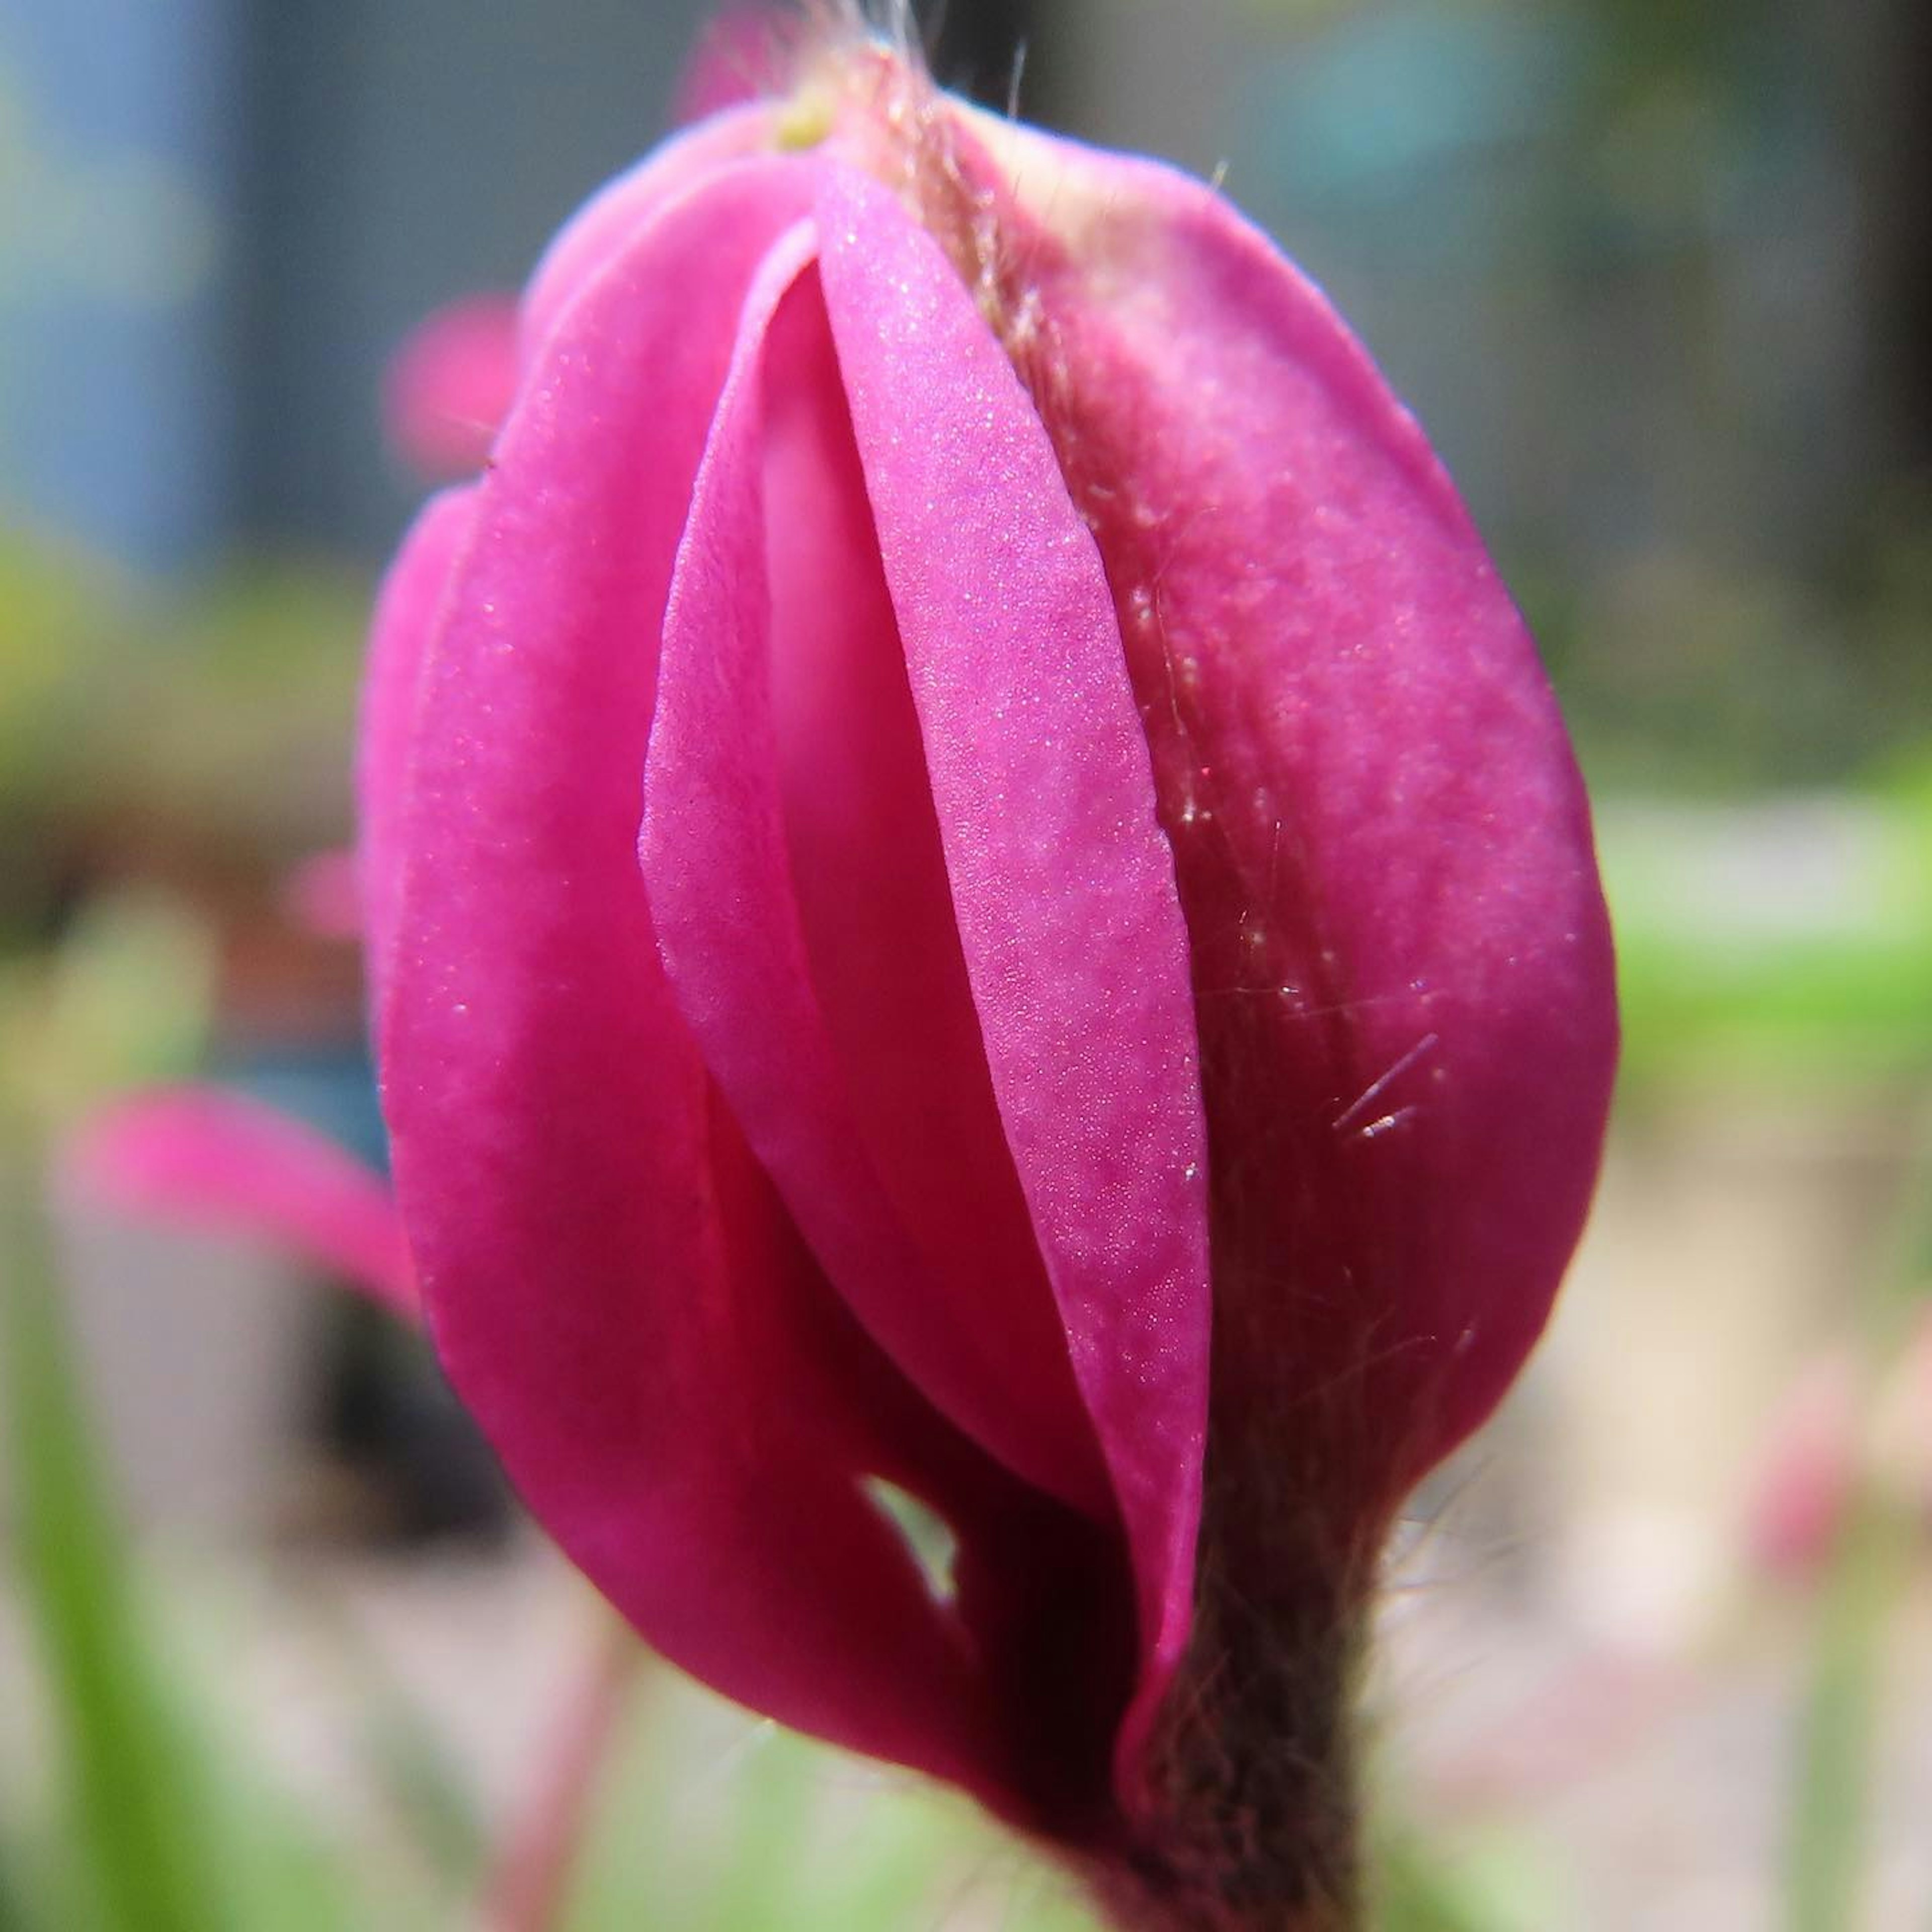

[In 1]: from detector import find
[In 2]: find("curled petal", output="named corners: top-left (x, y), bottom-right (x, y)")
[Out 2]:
top-left (61, 1088), bottom-right (417, 1322)
top-left (815, 164), bottom-right (1213, 1775)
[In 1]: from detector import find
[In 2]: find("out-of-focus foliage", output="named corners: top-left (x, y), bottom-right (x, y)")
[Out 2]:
top-left (1532, 526), bottom-right (1932, 800)
top-left (1603, 772), bottom-right (1932, 1091)
top-left (0, 891), bottom-right (213, 1134)
top-left (0, 536), bottom-right (366, 951)
top-left (1216, 0), bottom-right (1926, 802)
top-left (2, 1232), bottom-right (472, 1932)
top-left (1781, 1126), bottom-right (1932, 1932)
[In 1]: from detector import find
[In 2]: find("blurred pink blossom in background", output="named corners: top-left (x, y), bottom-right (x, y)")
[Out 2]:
top-left (381, 295), bottom-right (519, 481)
top-left (66, 1087), bottom-right (416, 1322)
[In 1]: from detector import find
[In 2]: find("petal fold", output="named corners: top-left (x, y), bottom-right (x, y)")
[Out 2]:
top-left (814, 164), bottom-right (1213, 1762)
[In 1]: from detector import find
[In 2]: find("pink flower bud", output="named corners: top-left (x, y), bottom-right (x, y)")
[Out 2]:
top-left (365, 28), bottom-right (1615, 1924)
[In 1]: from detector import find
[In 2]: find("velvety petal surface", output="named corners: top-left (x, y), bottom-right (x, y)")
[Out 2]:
top-left (961, 109), bottom-right (1618, 1490)
top-left (357, 486), bottom-right (475, 1016)
top-left (382, 160), bottom-right (1013, 1791)
top-left (62, 1088), bottom-right (417, 1321)
top-left (642, 229), bottom-right (1109, 1516)
top-left (814, 165), bottom-right (1214, 1759)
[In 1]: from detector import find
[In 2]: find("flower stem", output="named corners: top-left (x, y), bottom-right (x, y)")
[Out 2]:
top-left (1091, 1504), bottom-right (1375, 1932)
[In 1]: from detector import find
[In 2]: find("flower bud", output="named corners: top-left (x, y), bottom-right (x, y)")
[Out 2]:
top-left (366, 24), bottom-right (1616, 1926)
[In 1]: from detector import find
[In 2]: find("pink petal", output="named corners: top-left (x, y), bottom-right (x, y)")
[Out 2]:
top-left (61, 1088), bottom-right (417, 1322)
top-left (641, 229), bottom-right (1110, 1516)
top-left (357, 486), bottom-right (476, 1017)
top-left (814, 165), bottom-right (1214, 1773)
top-left (381, 296), bottom-right (521, 479)
top-left (959, 110), bottom-right (1618, 1487)
top-left (382, 160), bottom-right (1017, 1792)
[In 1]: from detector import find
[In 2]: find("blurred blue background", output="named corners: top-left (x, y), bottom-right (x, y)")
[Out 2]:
top-left (8, 0), bottom-right (1926, 798)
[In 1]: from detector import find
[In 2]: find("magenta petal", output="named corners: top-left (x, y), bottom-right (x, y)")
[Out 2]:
top-left (357, 485), bottom-right (475, 1015)
top-left (641, 231), bottom-right (1108, 1515)
top-left (62, 1088), bottom-right (417, 1321)
top-left (758, 274), bottom-right (1115, 1532)
top-left (961, 118), bottom-right (1618, 1476)
top-left (383, 162), bottom-right (1008, 1787)
top-left (814, 167), bottom-right (1213, 1756)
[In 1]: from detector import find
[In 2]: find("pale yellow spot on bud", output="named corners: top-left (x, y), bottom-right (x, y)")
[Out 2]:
top-left (775, 84), bottom-right (837, 151)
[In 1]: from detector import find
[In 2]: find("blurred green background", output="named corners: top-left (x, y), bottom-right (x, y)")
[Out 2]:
top-left (3, 1), bottom-right (1929, 1926)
